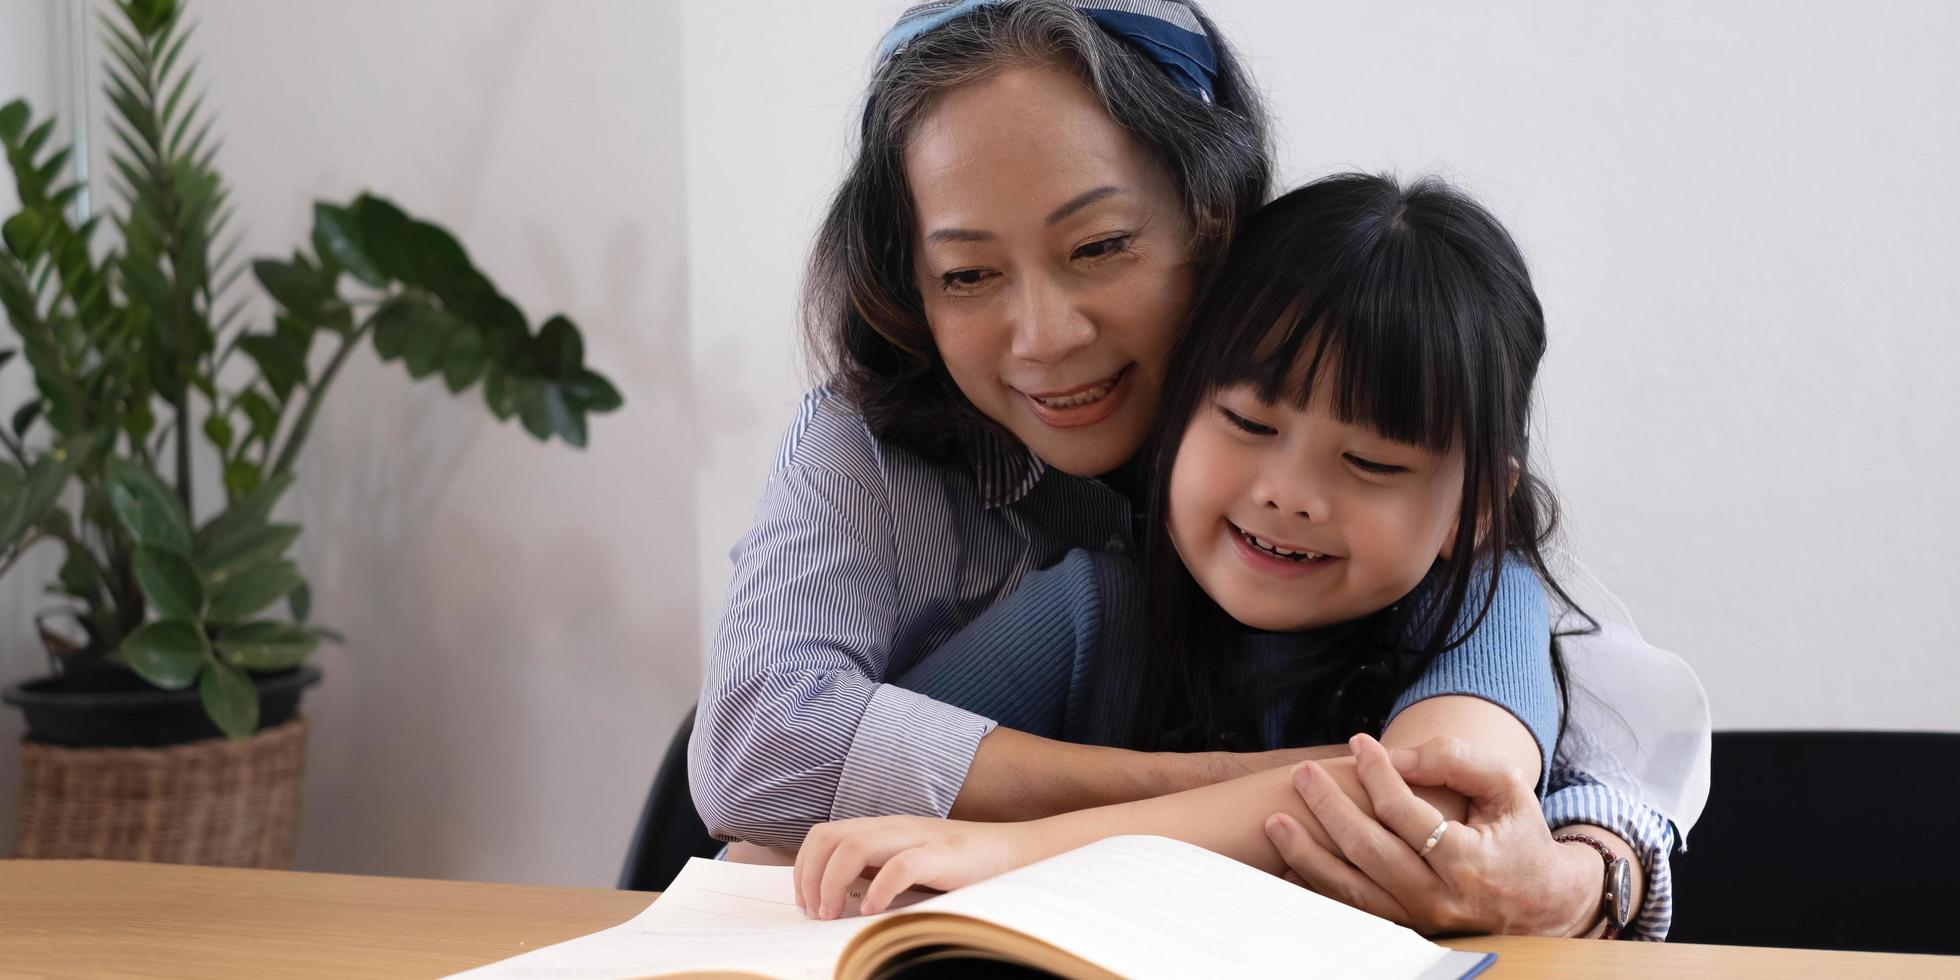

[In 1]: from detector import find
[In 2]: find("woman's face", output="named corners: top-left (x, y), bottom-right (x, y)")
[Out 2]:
top-left (906, 65), bottom-right (1195, 477)
top-left (1168, 382), bottom-right (1467, 632)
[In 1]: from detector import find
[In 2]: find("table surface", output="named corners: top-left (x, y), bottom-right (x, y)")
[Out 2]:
top-left (3, 859), bottom-right (1954, 979)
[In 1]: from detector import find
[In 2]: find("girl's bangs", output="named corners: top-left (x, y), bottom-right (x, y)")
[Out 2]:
top-left (1208, 241), bottom-right (1473, 454)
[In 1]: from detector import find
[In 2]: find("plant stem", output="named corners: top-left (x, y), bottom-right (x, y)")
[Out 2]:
top-left (0, 531), bottom-right (44, 580)
top-left (268, 320), bottom-right (371, 479)
top-left (174, 403), bottom-right (192, 513)
top-left (0, 426), bottom-right (28, 467)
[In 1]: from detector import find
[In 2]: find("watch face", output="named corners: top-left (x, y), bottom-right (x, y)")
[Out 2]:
top-left (1607, 858), bottom-right (1634, 927)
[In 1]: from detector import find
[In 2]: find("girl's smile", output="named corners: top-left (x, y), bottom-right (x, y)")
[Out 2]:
top-left (1226, 519), bottom-right (1342, 579)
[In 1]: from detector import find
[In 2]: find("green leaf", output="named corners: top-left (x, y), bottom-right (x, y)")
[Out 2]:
top-left (566, 369), bottom-right (623, 414)
top-left (120, 620), bottom-right (209, 691)
top-left (288, 580), bottom-right (311, 622)
top-left (195, 470), bottom-right (295, 553)
top-left (200, 659), bottom-right (259, 739)
top-left (222, 459), bottom-right (263, 499)
top-left (215, 620), bottom-right (318, 671)
top-left (3, 211), bottom-right (47, 260)
top-left (202, 522), bottom-right (300, 584)
top-left (369, 296), bottom-right (456, 371)
top-left (0, 100), bottom-right (28, 141)
top-left (132, 545), bottom-right (205, 620)
top-left (440, 326), bottom-right (487, 393)
top-left (11, 400), bottom-right (42, 438)
top-left (483, 368), bottom-right (518, 421)
top-left (108, 460), bottom-right (193, 554)
top-left (205, 558), bottom-right (304, 623)
top-left (238, 389), bottom-right (278, 445)
top-left (543, 383), bottom-right (586, 448)
top-left (352, 194), bottom-right (414, 283)
top-left (1, 451), bottom-right (79, 549)
top-left (253, 258), bottom-right (330, 319)
top-left (238, 333), bottom-right (308, 402)
top-left (312, 202), bottom-right (385, 287)
top-left (537, 316), bottom-right (584, 380)
top-left (56, 547), bottom-right (102, 602)
top-left (202, 412), bottom-right (233, 453)
top-left (126, 0), bottom-right (181, 39)
top-left (516, 379), bottom-right (552, 440)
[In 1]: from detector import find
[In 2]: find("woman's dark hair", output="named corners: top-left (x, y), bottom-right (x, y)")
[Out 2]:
top-left (1134, 173), bottom-right (1591, 753)
top-left (803, 0), bottom-right (1271, 463)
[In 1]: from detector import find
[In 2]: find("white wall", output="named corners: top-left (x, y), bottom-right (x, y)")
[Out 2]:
top-left (2, 0), bottom-right (1955, 885)
top-left (0, 0), bottom-right (67, 860)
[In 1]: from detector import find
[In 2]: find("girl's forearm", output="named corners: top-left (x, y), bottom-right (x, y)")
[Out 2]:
top-left (950, 727), bottom-right (1350, 822)
top-left (1028, 756), bottom-right (1467, 874)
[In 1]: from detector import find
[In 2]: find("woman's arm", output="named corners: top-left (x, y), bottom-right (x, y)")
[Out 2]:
top-left (695, 403), bottom-right (1339, 847)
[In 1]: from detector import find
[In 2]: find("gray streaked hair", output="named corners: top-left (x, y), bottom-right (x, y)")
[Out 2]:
top-left (804, 0), bottom-right (1272, 464)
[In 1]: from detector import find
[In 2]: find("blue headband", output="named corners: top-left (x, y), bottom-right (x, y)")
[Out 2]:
top-left (872, 0), bottom-right (1219, 105)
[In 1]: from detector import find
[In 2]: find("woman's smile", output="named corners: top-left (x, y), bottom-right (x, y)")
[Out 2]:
top-left (1018, 364), bottom-right (1134, 428)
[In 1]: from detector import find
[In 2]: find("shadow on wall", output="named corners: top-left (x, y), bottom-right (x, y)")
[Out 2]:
top-left (288, 216), bottom-right (700, 886)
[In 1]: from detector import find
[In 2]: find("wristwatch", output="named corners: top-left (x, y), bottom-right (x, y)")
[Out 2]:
top-left (1553, 833), bottom-right (1632, 939)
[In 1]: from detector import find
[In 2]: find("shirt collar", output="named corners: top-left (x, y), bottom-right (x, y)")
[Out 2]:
top-left (968, 426), bottom-right (1046, 509)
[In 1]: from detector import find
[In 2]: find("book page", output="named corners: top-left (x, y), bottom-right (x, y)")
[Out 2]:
top-left (445, 859), bottom-right (928, 980)
top-left (903, 835), bottom-right (1455, 980)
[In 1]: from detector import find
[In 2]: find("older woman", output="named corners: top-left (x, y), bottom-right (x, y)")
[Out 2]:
top-left (692, 0), bottom-right (1686, 941)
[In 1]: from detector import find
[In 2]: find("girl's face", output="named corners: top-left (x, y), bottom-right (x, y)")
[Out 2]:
top-left (906, 65), bottom-right (1196, 477)
top-left (1168, 382), bottom-right (1468, 632)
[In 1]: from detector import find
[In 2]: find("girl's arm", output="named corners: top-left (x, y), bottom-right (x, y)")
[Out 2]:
top-left (795, 695), bottom-right (1536, 917)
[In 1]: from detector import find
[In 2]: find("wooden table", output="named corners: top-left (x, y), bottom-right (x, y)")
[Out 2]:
top-left (3, 860), bottom-right (1954, 978)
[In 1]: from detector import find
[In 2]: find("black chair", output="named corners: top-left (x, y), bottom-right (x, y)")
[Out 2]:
top-left (1667, 730), bottom-right (1960, 954)
top-left (618, 705), bottom-right (726, 891)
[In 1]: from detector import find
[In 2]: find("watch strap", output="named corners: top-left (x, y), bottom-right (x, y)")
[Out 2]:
top-left (1553, 832), bottom-right (1629, 940)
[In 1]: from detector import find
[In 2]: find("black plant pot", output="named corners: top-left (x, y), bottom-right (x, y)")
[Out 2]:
top-left (2, 665), bottom-right (322, 748)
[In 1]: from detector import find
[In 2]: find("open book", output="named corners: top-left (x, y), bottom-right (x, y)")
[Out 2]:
top-left (450, 835), bottom-right (1494, 980)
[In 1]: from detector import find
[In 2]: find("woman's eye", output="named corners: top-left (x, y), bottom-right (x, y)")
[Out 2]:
top-left (1344, 453), bottom-right (1408, 475)
top-left (1073, 235), bottom-right (1132, 261)
top-left (1217, 405), bottom-right (1276, 436)
top-left (939, 269), bottom-right (996, 293)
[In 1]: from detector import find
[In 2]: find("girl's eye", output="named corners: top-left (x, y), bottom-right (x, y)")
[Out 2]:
top-left (1072, 234), bottom-right (1132, 261)
top-left (1344, 453), bottom-right (1408, 475)
top-left (939, 268), bottom-right (997, 294)
top-left (1217, 405), bottom-right (1276, 436)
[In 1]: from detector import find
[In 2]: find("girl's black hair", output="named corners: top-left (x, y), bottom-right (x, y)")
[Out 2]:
top-left (1134, 173), bottom-right (1591, 752)
top-left (803, 0), bottom-right (1270, 464)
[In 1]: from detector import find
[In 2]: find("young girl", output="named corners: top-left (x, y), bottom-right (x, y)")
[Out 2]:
top-left (793, 172), bottom-right (1586, 923)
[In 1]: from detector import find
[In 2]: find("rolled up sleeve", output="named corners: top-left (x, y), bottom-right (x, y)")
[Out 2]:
top-left (1542, 766), bottom-right (1679, 941)
top-left (689, 460), bottom-right (997, 848)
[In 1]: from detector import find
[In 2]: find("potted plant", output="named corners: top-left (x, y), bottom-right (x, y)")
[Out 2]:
top-left (0, 0), bottom-right (621, 867)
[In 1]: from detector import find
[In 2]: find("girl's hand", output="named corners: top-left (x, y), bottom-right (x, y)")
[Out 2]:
top-left (1264, 734), bottom-right (1603, 937)
top-left (794, 815), bottom-right (1047, 919)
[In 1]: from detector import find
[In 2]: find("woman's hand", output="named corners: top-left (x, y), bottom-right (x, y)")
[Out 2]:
top-left (793, 815), bottom-right (1049, 919)
top-left (1264, 734), bottom-right (1603, 937)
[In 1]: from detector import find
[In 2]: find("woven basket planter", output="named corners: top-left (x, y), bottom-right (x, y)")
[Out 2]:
top-left (11, 718), bottom-right (308, 867)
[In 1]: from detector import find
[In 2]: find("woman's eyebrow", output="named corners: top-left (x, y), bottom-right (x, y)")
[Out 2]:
top-left (922, 187), bottom-right (1126, 244)
top-left (1046, 185), bottom-right (1122, 225)
top-left (925, 227), bottom-right (994, 244)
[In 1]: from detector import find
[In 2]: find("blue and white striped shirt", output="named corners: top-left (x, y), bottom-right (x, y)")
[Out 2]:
top-left (691, 386), bottom-right (1677, 939)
